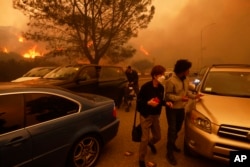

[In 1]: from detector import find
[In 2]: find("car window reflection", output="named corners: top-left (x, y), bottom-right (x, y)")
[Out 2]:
top-left (25, 93), bottom-right (79, 126)
top-left (0, 94), bottom-right (23, 134)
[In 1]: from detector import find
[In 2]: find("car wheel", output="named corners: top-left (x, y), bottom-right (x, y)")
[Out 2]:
top-left (67, 135), bottom-right (101, 167)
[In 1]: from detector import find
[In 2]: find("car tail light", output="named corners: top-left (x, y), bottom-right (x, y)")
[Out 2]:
top-left (113, 106), bottom-right (117, 117)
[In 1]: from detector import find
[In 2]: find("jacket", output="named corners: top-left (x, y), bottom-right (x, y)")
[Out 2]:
top-left (137, 81), bottom-right (164, 117)
top-left (165, 73), bottom-right (196, 109)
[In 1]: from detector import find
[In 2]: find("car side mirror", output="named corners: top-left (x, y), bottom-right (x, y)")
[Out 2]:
top-left (76, 76), bottom-right (87, 83)
top-left (189, 79), bottom-right (200, 93)
top-left (193, 79), bottom-right (201, 86)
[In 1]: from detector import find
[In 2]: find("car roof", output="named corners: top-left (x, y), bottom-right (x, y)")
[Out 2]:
top-left (58, 64), bottom-right (123, 68)
top-left (0, 82), bottom-right (114, 106)
top-left (0, 82), bottom-right (64, 91)
top-left (209, 64), bottom-right (250, 72)
top-left (29, 66), bottom-right (56, 69)
top-left (211, 64), bottom-right (250, 68)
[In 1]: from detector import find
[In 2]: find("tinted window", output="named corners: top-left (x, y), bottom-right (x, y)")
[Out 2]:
top-left (25, 93), bottom-right (79, 126)
top-left (44, 65), bottom-right (80, 80)
top-left (78, 66), bottom-right (98, 80)
top-left (100, 67), bottom-right (123, 79)
top-left (0, 94), bottom-right (24, 134)
top-left (23, 67), bottom-right (54, 77)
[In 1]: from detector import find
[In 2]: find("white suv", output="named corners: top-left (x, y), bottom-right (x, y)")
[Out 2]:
top-left (184, 64), bottom-right (250, 164)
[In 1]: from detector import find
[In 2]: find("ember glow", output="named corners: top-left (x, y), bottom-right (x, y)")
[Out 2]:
top-left (87, 41), bottom-right (93, 48)
top-left (18, 36), bottom-right (24, 43)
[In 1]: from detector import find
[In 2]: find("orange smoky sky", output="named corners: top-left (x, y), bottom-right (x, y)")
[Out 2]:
top-left (130, 0), bottom-right (250, 70)
top-left (0, 1), bottom-right (27, 29)
top-left (1, 0), bottom-right (250, 70)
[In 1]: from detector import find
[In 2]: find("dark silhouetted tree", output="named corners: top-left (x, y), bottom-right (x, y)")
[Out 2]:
top-left (13, 0), bottom-right (155, 64)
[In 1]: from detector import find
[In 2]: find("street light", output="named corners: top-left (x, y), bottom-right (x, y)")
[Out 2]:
top-left (200, 23), bottom-right (216, 69)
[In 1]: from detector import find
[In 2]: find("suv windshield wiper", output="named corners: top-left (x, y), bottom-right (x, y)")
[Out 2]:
top-left (232, 94), bottom-right (250, 98)
top-left (44, 77), bottom-right (66, 80)
top-left (202, 91), bottom-right (221, 95)
top-left (202, 91), bottom-right (250, 97)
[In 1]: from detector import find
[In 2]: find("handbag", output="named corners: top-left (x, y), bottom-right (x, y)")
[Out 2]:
top-left (132, 124), bottom-right (142, 142)
top-left (132, 107), bottom-right (142, 142)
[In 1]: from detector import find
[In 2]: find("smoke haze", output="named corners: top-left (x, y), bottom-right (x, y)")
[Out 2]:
top-left (0, 1), bottom-right (27, 29)
top-left (130, 0), bottom-right (250, 70)
top-left (1, 0), bottom-right (250, 70)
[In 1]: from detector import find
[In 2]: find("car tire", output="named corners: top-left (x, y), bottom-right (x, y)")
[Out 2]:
top-left (67, 134), bottom-right (102, 167)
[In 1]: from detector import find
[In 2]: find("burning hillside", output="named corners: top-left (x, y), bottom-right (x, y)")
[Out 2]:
top-left (0, 26), bottom-right (44, 60)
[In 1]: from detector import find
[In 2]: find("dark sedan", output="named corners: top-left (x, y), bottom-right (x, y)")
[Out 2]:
top-left (0, 82), bottom-right (119, 167)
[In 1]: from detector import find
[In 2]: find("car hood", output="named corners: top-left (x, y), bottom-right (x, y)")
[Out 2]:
top-left (12, 77), bottom-right (41, 82)
top-left (195, 94), bottom-right (250, 126)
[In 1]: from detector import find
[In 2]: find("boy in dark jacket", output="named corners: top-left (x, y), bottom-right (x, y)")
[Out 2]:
top-left (137, 65), bottom-right (172, 167)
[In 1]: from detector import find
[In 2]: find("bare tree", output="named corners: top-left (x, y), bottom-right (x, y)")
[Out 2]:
top-left (13, 0), bottom-right (155, 64)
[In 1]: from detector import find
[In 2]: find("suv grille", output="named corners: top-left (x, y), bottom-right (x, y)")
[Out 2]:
top-left (218, 125), bottom-right (250, 143)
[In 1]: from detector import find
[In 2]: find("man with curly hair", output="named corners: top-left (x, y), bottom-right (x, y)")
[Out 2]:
top-left (165, 59), bottom-right (203, 165)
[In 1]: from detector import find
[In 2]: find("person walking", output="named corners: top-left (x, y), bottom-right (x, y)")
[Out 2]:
top-left (125, 66), bottom-right (139, 95)
top-left (164, 59), bottom-right (203, 165)
top-left (136, 65), bottom-right (168, 167)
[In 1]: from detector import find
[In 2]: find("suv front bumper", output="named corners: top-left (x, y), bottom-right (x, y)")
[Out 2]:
top-left (184, 120), bottom-right (250, 163)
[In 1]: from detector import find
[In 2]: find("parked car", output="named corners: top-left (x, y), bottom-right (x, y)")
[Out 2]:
top-left (184, 64), bottom-right (250, 164)
top-left (0, 82), bottom-right (119, 167)
top-left (12, 66), bottom-right (56, 82)
top-left (21, 64), bottom-right (128, 108)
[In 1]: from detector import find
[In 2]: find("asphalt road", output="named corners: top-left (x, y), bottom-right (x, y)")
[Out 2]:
top-left (96, 101), bottom-right (228, 167)
top-left (95, 78), bottom-right (229, 167)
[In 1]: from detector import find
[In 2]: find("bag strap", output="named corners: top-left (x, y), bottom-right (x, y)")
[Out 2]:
top-left (133, 107), bottom-right (137, 128)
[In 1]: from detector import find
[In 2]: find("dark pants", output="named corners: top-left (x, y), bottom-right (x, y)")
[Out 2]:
top-left (139, 115), bottom-right (161, 161)
top-left (166, 108), bottom-right (185, 152)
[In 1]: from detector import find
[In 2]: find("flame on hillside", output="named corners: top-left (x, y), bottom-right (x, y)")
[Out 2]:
top-left (3, 47), bottom-right (8, 53)
top-left (140, 45), bottom-right (149, 56)
top-left (23, 46), bottom-right (42, 59)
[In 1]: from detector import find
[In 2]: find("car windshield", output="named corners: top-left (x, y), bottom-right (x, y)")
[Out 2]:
top-left (201, 71), bottom-right (250, 97)
top-left (23, 68), bottom-right (54, 77)
top-left (44, 65), bottom-right (80, 80)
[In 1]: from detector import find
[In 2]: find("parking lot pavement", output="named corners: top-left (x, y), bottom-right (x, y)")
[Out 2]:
top-left (96, 100), bottom-right (228, 167)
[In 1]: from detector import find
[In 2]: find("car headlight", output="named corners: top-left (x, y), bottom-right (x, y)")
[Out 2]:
top-left (190, 110), bottom-right (211, 133)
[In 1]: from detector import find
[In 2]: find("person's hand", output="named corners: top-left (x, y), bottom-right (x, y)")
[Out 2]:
top-left (181, 96), bottom-right (189, 102)
top-left (166, 101), bottom-right (173, 108)
top-left (148, 97), bottom-right (159, 107)
top-left (195, 94), bottom-right (204, 100)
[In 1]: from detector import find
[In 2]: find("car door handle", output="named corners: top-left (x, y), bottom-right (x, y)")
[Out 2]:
top-left (5, 136), bottom-right (28, 147)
